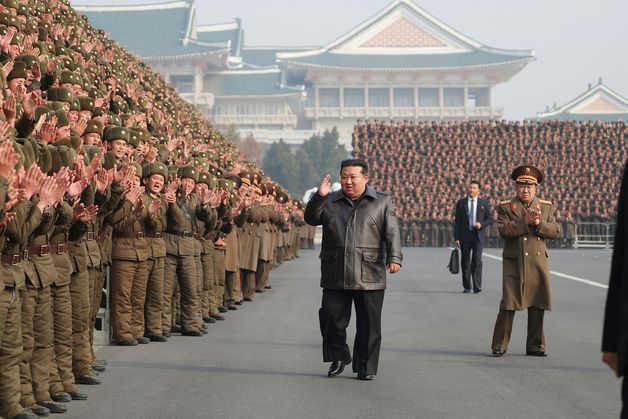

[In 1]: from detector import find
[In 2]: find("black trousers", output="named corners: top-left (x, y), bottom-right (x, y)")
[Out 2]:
top-left (460, 237), bottom-right (483, 292)
top-left (319, 288), bottom-right (385, 376)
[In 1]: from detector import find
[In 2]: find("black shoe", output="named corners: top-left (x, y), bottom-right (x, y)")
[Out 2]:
top-left (12, 410), bottom-right (40, 419)
top-left (357, 374), bottom-right (375, 381)
top-left (68, 391), bottom-right (88, 401)
top-left (92, 363), bottom-right (106, 372)
top-left (182, 329), bottom-right (203, 337)
top-left (38, 401), bottom-right (66, 414)
top-left (265, 285), bottom-right (272, 289)
top-left (328, 357), bottom-right (351, 377)
top-left (148, 335), bottom-right (168, 342)
top-left (116, 339), bottom-right (138, 346)
top-left (211, 315), bottom-right (225, 321)
top-left (473, 289), bottom-right (481, 294)
top-left (75, 374), bottom-right (101, 385)
top-left (218, 307), bottom-right (228, 313)
top-left (171, 324), bottom-right (182, 333)
top-left (136, 337), bottom-right (150, 344)
top-left (243, 297), bottom-right (253, 302)
top-left (26, 405), bottom-right (50, 417)
top-left (234, 301), bottom-right (242, 306)
top-left (492, 349), bottom-right (505, 357)
top-left (463, 289), bottom-right (471, 293)
top-left (255, 289), bottom-right (264, 293)
top-left (228, 306), bottom-right (238, 311)
top-left (204, 317), bottom-right (216, 324)
top-left (526, 350), bottom-right (548, 357)
top-left (163, 331), bottom-right (171, 338)
top-left (50, 392), bottom-right (71, 403)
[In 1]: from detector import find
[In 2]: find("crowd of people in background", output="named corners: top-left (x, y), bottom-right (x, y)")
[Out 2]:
top-left (352, 119), bottom-right (627, 247)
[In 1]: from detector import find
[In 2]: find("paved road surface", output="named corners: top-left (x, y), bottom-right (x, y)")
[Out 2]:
top-left (64, 247), bottom-right (619, 419)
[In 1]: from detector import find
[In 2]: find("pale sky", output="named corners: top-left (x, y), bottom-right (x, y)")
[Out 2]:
top-left (72, 0), bottom-right (628, 120)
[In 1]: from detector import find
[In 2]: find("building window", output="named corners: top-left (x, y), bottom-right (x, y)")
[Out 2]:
top-left (344, 88), bottom-right (364, 107)
top-left (235, 105), bottom-right (250, 115)
top-left (468, 87), bottom-right (490, 107)
top-left (319, 88), bottom-right (339, 107)
top-left (394, 88), bottom-right (414, 107)
top-left (369, 88), bottom-right (389, 107)
top-left (419, 88), bottom-right (439, 107)
top-left (170, 75), bottom-right (194, 94)
top-left (214, 105), bottom-right (223, 115)
top-left (444, 88), bottom-right (464, 107)
top-left (263, 105), bottom-right (280, 115)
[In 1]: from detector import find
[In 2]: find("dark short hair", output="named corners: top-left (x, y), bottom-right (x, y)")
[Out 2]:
top-left (469, 180), bottom-right (481, 189)
top-left (341, 158), bottom-right (369, 175)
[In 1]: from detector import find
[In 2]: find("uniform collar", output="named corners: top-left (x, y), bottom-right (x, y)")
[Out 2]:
top-left (329, 186), bottom-right (378, 203)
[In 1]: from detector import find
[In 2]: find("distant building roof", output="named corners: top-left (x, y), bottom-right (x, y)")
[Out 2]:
top-left (536, 79), bottom-right (628, 121)
top-left (203, 69), bottom-right (303, 98)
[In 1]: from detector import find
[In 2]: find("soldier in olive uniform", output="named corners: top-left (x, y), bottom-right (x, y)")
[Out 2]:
top-left (491, 166), bottom-right (561, 357)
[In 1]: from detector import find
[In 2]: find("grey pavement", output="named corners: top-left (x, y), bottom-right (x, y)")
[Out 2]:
top-left (64, 247), bottom-right (620, 419)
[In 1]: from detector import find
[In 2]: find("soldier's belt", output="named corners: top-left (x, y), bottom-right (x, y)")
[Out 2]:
top-left (26, 243), bottom-right (67, 257)
top-left (165, 229), bottom-right (194, 238)
top-left (112, 231), bottom-right (146, 239)
top-left (98, 227), bottom-right (113, 242)
top-left (85, 231), bottom-right (96, 241)
top-left (1, 252), bottom-right (22, 265)
top-left (144, 232), bottom-right (163, 239)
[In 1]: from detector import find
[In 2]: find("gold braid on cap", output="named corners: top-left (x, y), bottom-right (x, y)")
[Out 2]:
top-left (515, 174), bottom-right (538, 185)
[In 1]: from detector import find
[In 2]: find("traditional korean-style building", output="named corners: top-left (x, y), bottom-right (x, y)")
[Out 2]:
top-left (536, 79), bottom-right (628, 122)
top-left (76, 0), bottom-right (535, 147)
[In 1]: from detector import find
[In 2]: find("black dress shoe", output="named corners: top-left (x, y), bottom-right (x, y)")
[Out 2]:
top-left (264, 285), bottom-right (272, 289)
top-left (255, 289), bottom-right (264, 293)
top-left (211, 314), bottom-right (225, 321)
top-left (492, 349), bottom-right (505, 357)
top-left (218, 307), bottom-right (228, 313)
top-left (163, 331), bottom-right (171, 338)
top-left (171, 324), bottom-right (182, 333)
top-left (92, 363), bottom-right (106, 372)
top-left (27, 404), bottom-right (50, 417)
top-left (227, 305), bottom-right (238, 311)
top-left (473, 289), bottom-right (481, 294)
top-left (68, 391), bottom-right (88, 401)
top-left (205, 317), bottom-right (216, 324)
top-left (75, 374), bottom-right (101, 385)
top-left (234, 301), bottom-right (242, 306)
top-left (12, 410), bottom-right (39, 419)
top-left (38, 400), bottom-right (67, 414)
top-left (526, 350), bottom-right (548, 357)
top-left (357, 374), bottom-right (375, 381)
top-left (463, 289), bottom-right (471, 293)
top-left (243, 297), bottom-right (253, 302)
top-left (327, 357), bottom-right (351, 377)
top-left (116, 339), bottom-right (138, 346)
top-left (136, 336), bottom-right (150, 344)
top-left (182, 329), bottom-right (203, 337)
top-left (148, 335), bottom-right (168, 342)
top-left (50, 392), bottom-right (71, 403)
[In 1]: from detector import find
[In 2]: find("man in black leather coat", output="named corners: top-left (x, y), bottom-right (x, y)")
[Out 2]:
top-left (305, 159), bottom-right (402, 380)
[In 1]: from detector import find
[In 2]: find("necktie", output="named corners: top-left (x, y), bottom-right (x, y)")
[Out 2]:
top-left (469, 200), bottom-right (475, 231)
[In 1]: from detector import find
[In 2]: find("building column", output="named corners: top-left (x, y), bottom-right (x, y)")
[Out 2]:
top-left (489, 86), bottom-right (494, 119)
top-left (194, 68), bottom-right (203, 105)
top-left (315, 86), bottom-right (319, 120)
top-left (414, 81), bottom-right (419, 119)
top-left (364, 84), bottom-right (369, 119)
top-left (389, 84), bottom-right (394, 118)
top-left (439, 85), bottom-right (444, 119)
top-left (339, 81), bottom-right (344, 120)
top-left (463, 85), bottom-right (469, 120)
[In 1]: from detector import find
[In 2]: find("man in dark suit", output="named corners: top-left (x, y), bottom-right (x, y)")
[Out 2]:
top-left (602, 161), bottom-right (628, 417)
top-left (454, 181), bottom-right (493, 293)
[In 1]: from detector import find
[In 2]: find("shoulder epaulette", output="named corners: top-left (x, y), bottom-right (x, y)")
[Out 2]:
top-left (539, 199), bottom-right (552, 205)
top-left (499, 200), bottom-right (511, 205)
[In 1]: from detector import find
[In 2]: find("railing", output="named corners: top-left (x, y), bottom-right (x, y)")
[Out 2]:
top-left (573, 222), bottom-right (615, 249)
top-left (302, 106), bottom-right (503, 119)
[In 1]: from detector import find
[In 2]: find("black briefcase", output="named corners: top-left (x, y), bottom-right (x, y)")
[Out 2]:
top-left (447, 247), bottom-right (460, 274)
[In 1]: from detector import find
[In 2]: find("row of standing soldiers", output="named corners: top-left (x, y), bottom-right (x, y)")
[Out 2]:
top-left (0, 142), bottom-right (308, 418)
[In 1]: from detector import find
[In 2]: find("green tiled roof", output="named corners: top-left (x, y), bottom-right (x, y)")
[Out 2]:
top-left (197, 27), bottom-right (241, 55)
top-left (279, 50), bottom-right (533, 70)
top-left (240, 48), bottom-right (315, 68)
top-left (204, 71), bottom-right (299, 97)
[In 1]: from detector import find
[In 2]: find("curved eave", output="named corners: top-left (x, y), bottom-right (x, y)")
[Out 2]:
top-left (144, 48), bottom-right (230, 62)
top-left (214, 92), bottom-right (302, 99)
top-left (279, 56), bottom-right (535, 73)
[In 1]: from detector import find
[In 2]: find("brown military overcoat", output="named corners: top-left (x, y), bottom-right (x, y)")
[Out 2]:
top-left (497, 196), bottom-right (561, 311)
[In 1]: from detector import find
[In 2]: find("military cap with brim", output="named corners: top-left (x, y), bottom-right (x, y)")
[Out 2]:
top-left (128, 129), bottom-right (140, 148)
top-left (7, 61), bottom-right (27, 80)
top-left (47, 87), bottom-right (73, 103)
top-left (15, 54), bottom-right (38, 69)
top-left (178, 166), bottom-right (199, 182)
top-left (511, 165), bottom-right (544, 185)
top-left (84, 119), bottom-right (103, 136)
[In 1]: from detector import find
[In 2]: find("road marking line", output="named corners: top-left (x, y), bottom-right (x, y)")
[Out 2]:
top-left (483, 253), bottom-right (608, 289)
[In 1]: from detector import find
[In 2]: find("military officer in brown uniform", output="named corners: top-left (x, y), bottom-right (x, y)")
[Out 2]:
top-left (491, 166), bottom-right (561, 357)
top-left (140, 162), bottom-right (169, 342)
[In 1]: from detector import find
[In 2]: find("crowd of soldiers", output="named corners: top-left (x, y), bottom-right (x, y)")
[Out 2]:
top-left (353, 119), bottom-right (626, 247)
top-left (0, 1), bottom-right (315, 418)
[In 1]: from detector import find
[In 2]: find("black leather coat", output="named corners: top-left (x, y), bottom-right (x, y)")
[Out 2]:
top-left (304, 187), bottom-right (403, 290)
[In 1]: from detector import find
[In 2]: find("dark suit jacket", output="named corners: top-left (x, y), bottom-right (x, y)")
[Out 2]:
top-left (602, 161), bottom-right (628, 376)
top-left (454, 197), bottom-right (494, 245)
